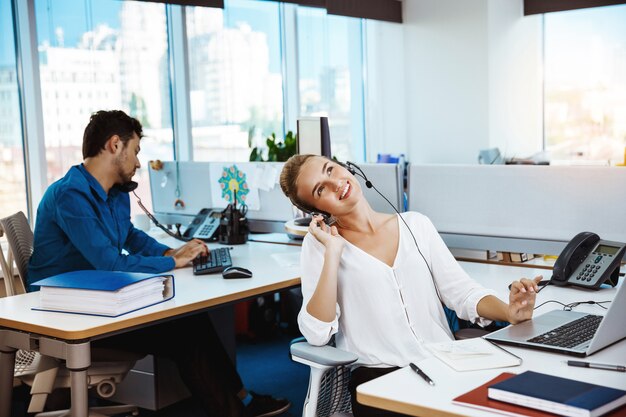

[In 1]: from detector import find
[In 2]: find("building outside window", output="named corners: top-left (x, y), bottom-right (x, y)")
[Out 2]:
top-left (0, 0), bottom-right (28, 219)
top-left (187, 0), bottom-right (284, 162)
top-left (34, 0), bottom-right (175, 211)
top-left (544, 4), bottom-right (626, 163)
top-left (296, 7), bottom-right (365, 161)
top-left (11, 0), bottom-right (371, 220)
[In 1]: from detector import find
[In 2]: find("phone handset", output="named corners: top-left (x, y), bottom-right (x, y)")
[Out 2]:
top-left (552, 231), bottom-right (624, 290)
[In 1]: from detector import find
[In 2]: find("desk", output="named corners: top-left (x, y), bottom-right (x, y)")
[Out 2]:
top-left (0, 241), bottom-right (301, 417)
top-left (357, 262), bottom-right (626, 417)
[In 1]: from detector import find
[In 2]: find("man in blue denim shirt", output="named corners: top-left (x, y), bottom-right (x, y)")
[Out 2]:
top-left (28, 110), bottom-right (290, 417)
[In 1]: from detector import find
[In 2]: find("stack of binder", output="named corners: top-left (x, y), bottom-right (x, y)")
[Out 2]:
top-left (31, 270), bottom-right (175, 317)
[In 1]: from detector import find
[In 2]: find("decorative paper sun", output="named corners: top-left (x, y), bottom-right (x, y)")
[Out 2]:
top-left (218, 165), bottom-right (249, 206)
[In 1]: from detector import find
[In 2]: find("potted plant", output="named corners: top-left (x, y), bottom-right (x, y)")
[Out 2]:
top-left (249, 131), bottom-right (297, 162)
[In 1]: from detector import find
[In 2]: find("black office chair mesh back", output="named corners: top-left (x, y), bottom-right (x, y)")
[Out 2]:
top-left (316, 366), bottom-right (353, 417)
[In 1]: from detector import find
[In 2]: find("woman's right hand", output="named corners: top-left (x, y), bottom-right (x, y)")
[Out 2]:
top-left (308, 215), bottom-right (345, 254)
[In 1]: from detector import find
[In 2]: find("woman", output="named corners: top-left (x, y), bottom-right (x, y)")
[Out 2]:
top-left (279, 155), bottom-right (542, 417)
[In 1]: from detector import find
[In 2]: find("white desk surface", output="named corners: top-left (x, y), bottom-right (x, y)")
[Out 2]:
top-left (357, 261), bottom-right (626, 417)
top-left (0, 240), bottom-right (301, 341)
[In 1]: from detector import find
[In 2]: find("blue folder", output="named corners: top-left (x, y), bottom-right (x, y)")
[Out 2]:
top-left (31, 270), bottom-right (175, 317)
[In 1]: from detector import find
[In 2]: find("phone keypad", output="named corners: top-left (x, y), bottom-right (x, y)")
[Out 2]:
top-left (196, 217), bottom-right (219, 239)
top-left (577, 263), bottom-right (598, 282)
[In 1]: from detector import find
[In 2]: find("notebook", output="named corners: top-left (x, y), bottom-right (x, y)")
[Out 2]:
top-left (485, 280), bottom-right (626, 356)
top-left (453, 373), bottom-right (626, 417)
top-left (488, 371), bottom-right (626, 417)
top-left (31, 270), bottom-right (175, 317)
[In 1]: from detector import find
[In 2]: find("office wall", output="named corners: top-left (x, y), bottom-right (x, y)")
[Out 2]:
top-left (364, 20), bottom-right (407, 162)
top-left (403, 0), bottom-right (490, 163)
top-left (487, 0), bottom-right (543, 160)
top-left (364, 0), bottom-right (544, 164)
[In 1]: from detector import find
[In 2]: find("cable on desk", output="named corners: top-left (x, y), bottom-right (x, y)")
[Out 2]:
top-left (533, 299), bottom-right (612, 311)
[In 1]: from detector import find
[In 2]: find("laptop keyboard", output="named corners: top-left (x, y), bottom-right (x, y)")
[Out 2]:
top-left (527, 314), bottom-right (603, 348)
top-left (193, 247), bottom-right (233, 275)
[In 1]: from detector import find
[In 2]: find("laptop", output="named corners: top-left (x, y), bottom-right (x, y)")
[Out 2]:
top-left (485, 281), bottom-right (626, 357)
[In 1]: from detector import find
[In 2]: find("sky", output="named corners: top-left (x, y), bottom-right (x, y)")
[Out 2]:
top-left (545, 4), bottom-right (626, 86)
top-left (0, 0), bottom-right (16, 66)
top-left (0, 0), bottom-right (352, 78)
top-left (6, 2), bottom-right (624, 80)
top-left (32, 0), bottom-right (287, 72)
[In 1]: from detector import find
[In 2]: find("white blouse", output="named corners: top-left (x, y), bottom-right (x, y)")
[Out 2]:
top-left (298, 212), bottom-right (496, 367)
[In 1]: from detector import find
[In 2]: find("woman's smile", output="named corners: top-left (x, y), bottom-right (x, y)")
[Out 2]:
top-left (339, 181), bottom-right (351, 200)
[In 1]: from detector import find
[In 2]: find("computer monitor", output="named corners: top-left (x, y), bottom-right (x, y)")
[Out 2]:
top-left (297, 117), bottom-right (331, 157)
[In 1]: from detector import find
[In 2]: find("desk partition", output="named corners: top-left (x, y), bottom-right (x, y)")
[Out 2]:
top-left (407, 164), bottom-right (626, 256)
top-left (148, 161), bottom-right (405, 232)
top-left (148, 161), bottom-right (293, 232)
top-left (357, 163), bottom-right (405, 214)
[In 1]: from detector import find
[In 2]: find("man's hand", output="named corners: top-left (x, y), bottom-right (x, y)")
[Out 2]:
top-left (165, 239), bottom-right (208, 268)
top-left (507, 275), bottom-right (543, 324)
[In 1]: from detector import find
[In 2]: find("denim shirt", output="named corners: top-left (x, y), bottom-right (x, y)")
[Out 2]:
top-left (28, 164), bottom-right (175, 287)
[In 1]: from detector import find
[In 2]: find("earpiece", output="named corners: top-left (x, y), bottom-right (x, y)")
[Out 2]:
top-left (343, 161), bottom-right (372, 189)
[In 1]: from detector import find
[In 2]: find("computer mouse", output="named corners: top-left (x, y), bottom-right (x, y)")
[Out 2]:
top-left (222, 266), bottom-right (253, 279)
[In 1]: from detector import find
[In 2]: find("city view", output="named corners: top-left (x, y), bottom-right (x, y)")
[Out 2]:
top-left (544, 4), bottom-right (626, 163)
top-left (3, 2), bottom-right (625, 220)
top-left (0, 0), bottom-right (356, 217)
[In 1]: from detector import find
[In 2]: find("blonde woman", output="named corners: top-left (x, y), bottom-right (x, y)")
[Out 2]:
top-left (280, 155), bottom-right (541, 417)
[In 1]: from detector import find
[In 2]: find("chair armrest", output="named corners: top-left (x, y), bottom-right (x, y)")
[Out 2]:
top-left (290, 342), bottom-right (358, 367)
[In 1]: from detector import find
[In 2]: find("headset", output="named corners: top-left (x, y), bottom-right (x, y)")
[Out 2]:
top-left (291, 159), bottom-right (444, 304)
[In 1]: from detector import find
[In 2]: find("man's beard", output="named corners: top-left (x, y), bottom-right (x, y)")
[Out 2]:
top-left (114, 155), bottom-right (135, 184)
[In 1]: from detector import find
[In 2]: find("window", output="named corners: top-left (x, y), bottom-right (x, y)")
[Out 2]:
top-left (296, 8), bottom-right (365, 161)
top-left (544, 4), bottom-right (626, 163)
top-left (34, 0), bottom-right (175, 211)
top-left (187, 0), bottom-right (284, 162)
top-left (0, 0), bottom-right (28, 219)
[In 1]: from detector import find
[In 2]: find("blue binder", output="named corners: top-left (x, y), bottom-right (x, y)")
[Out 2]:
top-left (31, 270), bottom-right (175, 317)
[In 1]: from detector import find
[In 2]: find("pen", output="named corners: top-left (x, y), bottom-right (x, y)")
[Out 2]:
top-left (409, 362), bottom-right (435, 386)
top-left (567, 360), bottom-right (626, 372)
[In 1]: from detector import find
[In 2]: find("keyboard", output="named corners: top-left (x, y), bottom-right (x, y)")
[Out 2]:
top-left (192, 247), bottom-right (233, 275)
top-left (527, 314), bottom-right (602, 348)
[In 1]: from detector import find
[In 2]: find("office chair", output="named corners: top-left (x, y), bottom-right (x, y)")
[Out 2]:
top-left (290, 309), bottom-right (492, 417)
top-left (0, 211), bottom-right (142, 416)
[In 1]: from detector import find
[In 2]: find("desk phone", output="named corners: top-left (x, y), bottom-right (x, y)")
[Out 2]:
top-left (183, 208), bottom-right (220, 241)
top-left (552, 232), bottom-right (625, 289)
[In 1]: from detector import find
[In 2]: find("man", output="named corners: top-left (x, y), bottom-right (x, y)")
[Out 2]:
top-left (28, 110), bottom-right (290, 417)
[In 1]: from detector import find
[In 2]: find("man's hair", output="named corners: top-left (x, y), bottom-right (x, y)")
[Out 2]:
top-left (82, 110), bottom-right (143, 159)
top-left (279, 154), bottom-right (321, 214)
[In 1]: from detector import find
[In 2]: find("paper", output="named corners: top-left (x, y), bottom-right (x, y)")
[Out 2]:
top-left (271, 252), bottom-right (300, 268)
top-left (427, 338), bottom-right (521, 372)
top-left (209, 163), bottom-right (260, 210)
top-left (254, 164), bottom-right (278, 191)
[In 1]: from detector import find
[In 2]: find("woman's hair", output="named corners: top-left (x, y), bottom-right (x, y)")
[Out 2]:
top-left (279, 154), bottom-right (320, 214)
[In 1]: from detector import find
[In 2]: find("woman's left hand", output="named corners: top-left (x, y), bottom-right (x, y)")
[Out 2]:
top-left (507, 276), bottom-right (543, 324)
